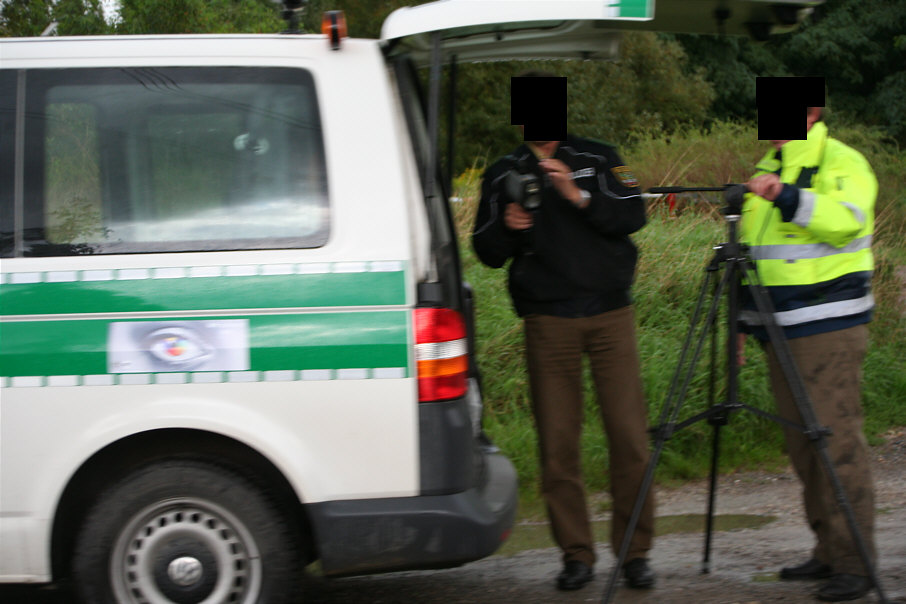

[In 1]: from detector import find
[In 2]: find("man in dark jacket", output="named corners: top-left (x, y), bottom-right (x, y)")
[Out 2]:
top-left (472, 105), bottom-right (655, 591)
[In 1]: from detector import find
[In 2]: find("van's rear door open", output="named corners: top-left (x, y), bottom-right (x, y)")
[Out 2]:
top-left (381, 0), bottom-right (824, 65)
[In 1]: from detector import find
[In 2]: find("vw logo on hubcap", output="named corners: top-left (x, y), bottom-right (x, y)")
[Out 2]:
top-left (167, 556), bottom-right (203, 587)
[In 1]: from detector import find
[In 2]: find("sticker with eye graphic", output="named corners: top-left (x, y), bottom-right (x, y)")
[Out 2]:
top-left (108, 320), bottom-right (250, 374)
top-left (143, 327), bottom-right (214, 369)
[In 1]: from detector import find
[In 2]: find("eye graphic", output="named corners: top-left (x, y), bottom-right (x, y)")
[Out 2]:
top-left (143, 327), bottom-right (214, 370)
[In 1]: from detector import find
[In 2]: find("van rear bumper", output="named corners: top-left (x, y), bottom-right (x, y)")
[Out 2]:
top-left (307, 450), bottom-right (518, 577)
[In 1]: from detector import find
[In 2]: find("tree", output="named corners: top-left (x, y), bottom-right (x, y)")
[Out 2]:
top-left (208, 0), bottom-right (283, 33)
top-left (668, 33), bottom-right (788, 123)
top-left (449, 32), bottom-right (716, 174)
top-left (1, 0), bottom-right (109, 36)
top-left (116, 0), bottom-right (203, 34)
top-left (672, 0), bottom-right (906, 144)
top-left (773, 0), bottom-right (906, 143)
top-left (53, 0), bottom-right (108, 35)
top-left (1, 0), bottom-right (54, 37)
top-left (116, 0), bottom-right (281, 35)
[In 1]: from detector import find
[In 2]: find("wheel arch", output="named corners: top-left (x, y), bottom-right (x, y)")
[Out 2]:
top-left (50, 428), bottom-right (314, 582)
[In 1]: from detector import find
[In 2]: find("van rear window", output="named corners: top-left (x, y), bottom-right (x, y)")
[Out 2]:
top-left (3, 67), bottom-right (328, 256)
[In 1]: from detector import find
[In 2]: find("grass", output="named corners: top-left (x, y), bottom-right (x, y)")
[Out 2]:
top-left (453, 121), bottom-right (906, 513)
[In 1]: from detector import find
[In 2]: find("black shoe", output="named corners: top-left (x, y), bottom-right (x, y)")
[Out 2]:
top-left (556, 560), bottom-right (593, 591)
top-left (622, 557), bottom-right (655, 589)
top-left (780, 557), bottom-right (834, 580)
top-left (816, 573), bottom-right (872, 602)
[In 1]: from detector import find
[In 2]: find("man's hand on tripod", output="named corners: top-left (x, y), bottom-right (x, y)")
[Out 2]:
top-left (747, 174), bottom-right (783, 201)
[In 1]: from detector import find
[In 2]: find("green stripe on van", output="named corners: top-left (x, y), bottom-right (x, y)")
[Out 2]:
top-left (0, 312), bottom-right (409, 379)
top-left (618, 0), bottom-right (651, 18)
top-left (0, 265), bottom-right (406, 316)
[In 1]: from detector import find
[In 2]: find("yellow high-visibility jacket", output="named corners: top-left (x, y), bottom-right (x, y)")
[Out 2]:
top-left (739, 121), bottom-right (877, 339)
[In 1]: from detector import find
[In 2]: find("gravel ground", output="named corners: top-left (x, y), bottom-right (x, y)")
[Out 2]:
top-left (301, 428), bottom-right (906, 603)
top-left (2, 430), bottom-right (903, 603)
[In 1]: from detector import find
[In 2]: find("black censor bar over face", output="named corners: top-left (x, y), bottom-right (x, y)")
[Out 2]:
top-left (756, 76), bottom-right (825, 140)
top-left (511, 76), bottom-right (567, 142)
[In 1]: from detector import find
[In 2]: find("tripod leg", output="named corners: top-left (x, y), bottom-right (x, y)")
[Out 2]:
top-left (703, 418), bottom-right (723, 574)
top-left (651, 265), bottom-right (718, 431)
top-left (602, 262), bottom-right (732, 603)
top-left (703, 268), bottom-right (723, 575)
top-left (740, 260), bottom-right (888, 603)
top-left (600, 430), bottom-right (664, 603)
top-left (700, 248), bottom-right (748, 574)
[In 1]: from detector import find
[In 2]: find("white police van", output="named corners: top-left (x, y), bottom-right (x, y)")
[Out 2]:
top-left (0, 1), bottom-right (821, 602)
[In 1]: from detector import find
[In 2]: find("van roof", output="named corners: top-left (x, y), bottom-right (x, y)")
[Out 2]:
top-left (0, 34), bottom-right (365, 68)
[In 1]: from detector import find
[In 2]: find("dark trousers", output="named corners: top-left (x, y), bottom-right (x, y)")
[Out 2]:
top-left (764, 324), bottom-right (876, 575)
top-left (524, 306), bottom-right (654, 566)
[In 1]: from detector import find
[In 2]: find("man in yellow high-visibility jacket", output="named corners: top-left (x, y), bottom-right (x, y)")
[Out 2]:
top-left (740, 106), bottom-right (877, 602)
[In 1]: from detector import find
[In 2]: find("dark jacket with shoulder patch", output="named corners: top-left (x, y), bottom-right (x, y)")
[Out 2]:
top-left (472, 135), bottom-right (646, 317)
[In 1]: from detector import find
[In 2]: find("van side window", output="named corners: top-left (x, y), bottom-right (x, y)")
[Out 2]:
top-left (44, 102), bottom-right (104, 246)
top-left (6, 67), bottom-right (328, 256)
top-left (0, 71), bottom-right (14, 256)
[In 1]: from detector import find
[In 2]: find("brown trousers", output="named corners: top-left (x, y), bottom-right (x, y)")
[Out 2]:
top-left (764, 324), bottom-right (876, 575)
top-left (524, 306), bottom-right (654, 566)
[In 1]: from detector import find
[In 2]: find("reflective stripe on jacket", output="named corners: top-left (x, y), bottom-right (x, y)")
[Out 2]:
top-left (739, 121), bottom-right (877, 337)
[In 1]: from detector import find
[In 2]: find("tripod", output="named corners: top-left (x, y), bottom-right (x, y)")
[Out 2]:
top-left (601, 185), bottom-right (888, 603)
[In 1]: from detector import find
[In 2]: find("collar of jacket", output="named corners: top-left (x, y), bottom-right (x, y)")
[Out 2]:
top-left (779, 120), bottom-right (828, 167)
top-left (755, 120), bottom-right (829, 173)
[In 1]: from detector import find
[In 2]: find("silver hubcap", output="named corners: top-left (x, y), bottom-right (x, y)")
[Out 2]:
top-left (110, 498), bottom-right (262, 604)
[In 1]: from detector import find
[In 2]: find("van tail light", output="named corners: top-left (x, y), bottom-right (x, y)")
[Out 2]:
top-left (414, 308), bottom-right (468, 402)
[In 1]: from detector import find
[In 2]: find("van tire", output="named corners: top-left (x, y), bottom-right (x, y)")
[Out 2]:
top-left (71, 459), bottom-right (303, 604)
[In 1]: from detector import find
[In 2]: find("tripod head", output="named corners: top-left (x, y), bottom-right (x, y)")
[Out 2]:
top-left (648, 184), bottom-right (748, 216)
top-left (649, 184), bottom-right (751, 266)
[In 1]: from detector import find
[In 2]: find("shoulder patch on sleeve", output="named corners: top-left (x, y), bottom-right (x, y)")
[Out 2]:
top-left (610, 166), bottom-right (639, 188)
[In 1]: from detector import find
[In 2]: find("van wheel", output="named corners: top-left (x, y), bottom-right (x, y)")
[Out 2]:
top-left (72, 460), bottom-right (303, 604)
